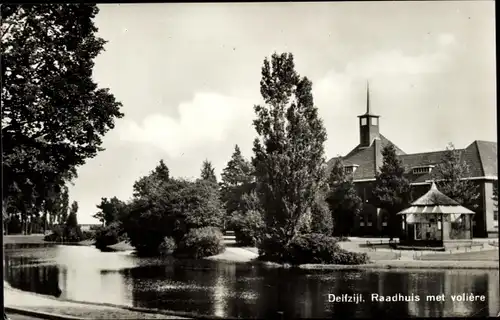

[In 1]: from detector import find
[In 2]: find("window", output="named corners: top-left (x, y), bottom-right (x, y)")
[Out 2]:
top-left (360, 216), bottom-right (365, 227)
top-left (371, 118), bottom-right (378, 126)
top-left (382, 214), bottom-right (388, 227)
top-left (344, 165), bottom-right (358, 175)
top-left (429, 218), bottom-right (435, 228)
top-left (361, 118), bottom-right (367, 126)
top-left (367, 215), bottom-right (373, 227)
top-left (415, 224), bottom-right (422, 240)
top-left (412, 166), bottom-right (434, 175)
top-left (494, 211), bottom-right (498, 221)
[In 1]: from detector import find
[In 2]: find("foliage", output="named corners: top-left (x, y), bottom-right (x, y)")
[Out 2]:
top-left (121, 161), bottom-right (224, 256)
top-left (286, 233), bottom-right (369, 265)
top-left (372, 144), bottom-right (411, 240)
top-left (229, 190), bottom-right (264, 246)
top-left (93, 221), bottom-right (126, 250)
top-left (200, 160), bottom-right (217, 183)
top-left (93, 196), bottom-right (128, 226)
top-left (231, 209), bottom-right (265, 247)
top-left (44, 200), bottom-right (85, 242)
top-left (220, 145), bottom-right (255, 227)
top-left (2, 5), bottom-right (123, 230)
top-left (432, 143), bottom-right (480, 210)
top-left (252, 52), bottom-right (328, 260)
top-left (45, 184), bottom-right (70, 225)
top-left (309, 193), bottom-right (333, 236)
top-left (326, 158), bottom-right (362, 237)
top-left (65, 201), bottom-right (79, 228)
top-left (175, 227), bottom-right (225, 259)
top-left (158, 237), bottom-right (176, 256)
top-left (173, 179), bottom-right (225, 236)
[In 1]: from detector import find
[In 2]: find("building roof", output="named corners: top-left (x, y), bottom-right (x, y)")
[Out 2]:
top-left (328, 138), bottom-right (497, 182)
top-left (411, 182), bottom-right (460, 206)
top-left (326, 134), bottom-right (406, 180)
top-left (398, 182), bottom-right (475, 215)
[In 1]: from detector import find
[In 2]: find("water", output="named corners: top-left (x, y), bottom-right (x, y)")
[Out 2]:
top-left (4, 243), bottom-right (499, 318)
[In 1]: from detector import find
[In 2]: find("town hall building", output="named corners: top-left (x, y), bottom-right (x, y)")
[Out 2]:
top-left (327, 85), bottom-right (498, 238)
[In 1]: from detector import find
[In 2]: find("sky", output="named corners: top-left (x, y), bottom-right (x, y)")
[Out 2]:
top-left (70, 2), bottom-right (496, 224)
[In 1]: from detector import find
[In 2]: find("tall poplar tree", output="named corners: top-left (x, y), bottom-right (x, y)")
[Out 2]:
top-left (252, 52), bottom-right (327, 260)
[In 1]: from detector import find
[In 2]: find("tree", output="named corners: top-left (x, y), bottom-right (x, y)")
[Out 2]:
top-left (372, 144), bottom-right (411, 240)
top-left (220, 145), bottom-right (255, 227)
top-left (122, 158), bottom-right (224, 255)
top-left (309, 192), bottom-right (333, 236)
top-left (432, 143), bottom-right (480, 210)
top-left (93, 197), bottom-right (127, 226)
top-left (66, 201), bottom-right (79, 228)
top-left (172, 179), bottom-right (225, 238)
top-left (2, 5), bottom-right (123, 225)
top-left (252, 52), bottom-right (327, 261)
top-left (200, 160), bottom-right (217, 183)
top-left (326, 158), bottom-right (362, 237)
top-left (132, 160), bottom-right (170, 199)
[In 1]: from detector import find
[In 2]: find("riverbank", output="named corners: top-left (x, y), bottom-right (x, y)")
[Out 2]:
top-left (4, 282), bottom-right (220, 319)
top-left (3, 234), bottom-right (95, 246)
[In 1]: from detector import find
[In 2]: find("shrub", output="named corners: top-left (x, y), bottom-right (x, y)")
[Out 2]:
top-left (44, 225), bottom-right (65, 242)
top-left (158, 236), bottom-right (176, 256)
top-left (230, 210), bottom-right (264, 247)
top-left (44, 224), bottom-right (87, 243)
top-left (257, 233), bottom-right (290, 263)
top-left (94, 222), bottom-right (124, 250)
top-left (175, 227), bottom-right (225, 259)
top-left (286, 233), bottom-right (369, 265)
top-left (330, 250), bottom-right (369, 265)
top-left (287, 233), bottom-right (340, 265)
top-left (81, 230), bottom-right (95, 241)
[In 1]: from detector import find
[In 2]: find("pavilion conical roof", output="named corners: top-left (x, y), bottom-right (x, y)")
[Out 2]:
top-left (397, 181), bottom-right (475, 215)
top-left (411, 181), bottom-right (460, 206)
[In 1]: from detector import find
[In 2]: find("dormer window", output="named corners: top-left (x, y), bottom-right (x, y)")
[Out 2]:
top-left (344, 164), bottom-right (359, 175)
top-left (412, 165), bottom-right (434, 175)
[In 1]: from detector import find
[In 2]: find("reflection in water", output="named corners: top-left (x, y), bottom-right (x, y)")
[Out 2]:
top-left (4, 244), bottom-right (499, 318)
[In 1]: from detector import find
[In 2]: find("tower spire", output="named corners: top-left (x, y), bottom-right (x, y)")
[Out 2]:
top-left (366, 81), bottom-right (371, 115)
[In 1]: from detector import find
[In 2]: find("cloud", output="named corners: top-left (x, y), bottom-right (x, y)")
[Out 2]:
top-left (119, 92), bottom-right (255, 158)
top-left (437, 33), bottom-right (456, 47)
top-left (120, 40), bottom-right (456, 162)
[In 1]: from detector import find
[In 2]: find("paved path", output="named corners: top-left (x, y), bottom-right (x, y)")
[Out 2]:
top-left (340, 238), bottom-right (499, 261)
